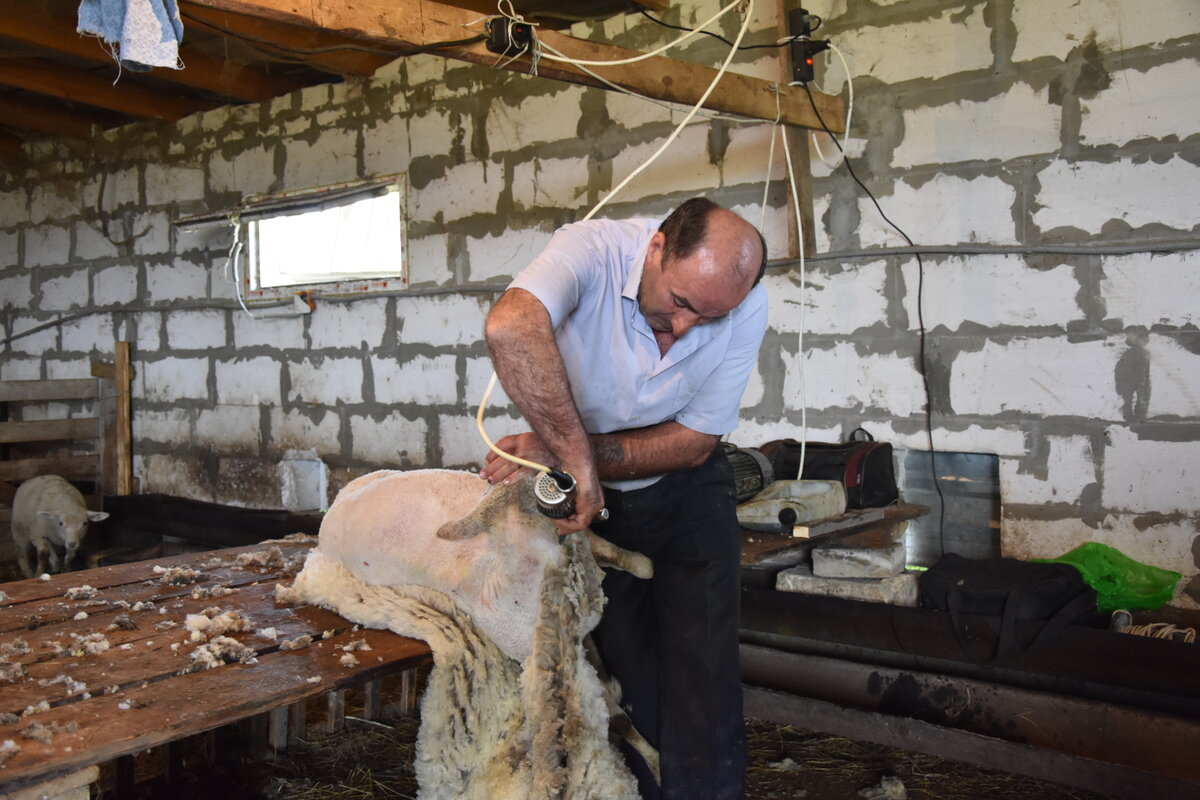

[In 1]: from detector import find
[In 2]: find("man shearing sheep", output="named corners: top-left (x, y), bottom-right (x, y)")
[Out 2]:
top-left (481, 197), bottom-right (768, 800)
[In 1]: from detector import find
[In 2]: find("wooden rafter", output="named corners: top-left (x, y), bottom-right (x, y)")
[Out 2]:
top-left (0, 95), bottom-right (98, 140)
top-left (185, 0), bottom-right (846, 132)
top-left (0, 4), bottom-right (306, 102)
top-left (0, 58), bottom-right (215, 121)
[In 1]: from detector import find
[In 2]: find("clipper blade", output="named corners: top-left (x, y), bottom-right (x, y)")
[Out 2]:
top-left (534, 471), bottom-right (576, 519)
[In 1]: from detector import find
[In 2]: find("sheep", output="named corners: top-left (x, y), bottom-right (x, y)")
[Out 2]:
top-left (11, 475), bottom-right (109, 578)
top-left (288, 468), bottom-right (653, 800)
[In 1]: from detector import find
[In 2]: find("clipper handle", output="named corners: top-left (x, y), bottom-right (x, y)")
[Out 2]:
top-left (534, 470), bottom-right (576, 519)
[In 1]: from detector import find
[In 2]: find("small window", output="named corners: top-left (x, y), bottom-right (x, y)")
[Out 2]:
top-left (243, 175), bottom-right (408, 296)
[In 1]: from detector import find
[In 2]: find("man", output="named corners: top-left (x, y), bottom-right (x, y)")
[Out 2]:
top-left (479, 197), bottom-right (768, 800)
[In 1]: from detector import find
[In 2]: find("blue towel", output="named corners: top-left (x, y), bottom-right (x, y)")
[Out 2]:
top-left (77, 0), bottom-right (183, 72)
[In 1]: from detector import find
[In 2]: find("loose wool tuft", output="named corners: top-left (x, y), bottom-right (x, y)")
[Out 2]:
top-left (289, 469), bottom-right (640, 800)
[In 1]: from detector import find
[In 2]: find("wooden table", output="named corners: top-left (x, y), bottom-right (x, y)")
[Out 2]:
top-left (0, 538), bottom-right (431, 795)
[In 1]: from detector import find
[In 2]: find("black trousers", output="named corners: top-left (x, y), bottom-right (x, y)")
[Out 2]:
top-left (590, 447), bottom-right (746, 800)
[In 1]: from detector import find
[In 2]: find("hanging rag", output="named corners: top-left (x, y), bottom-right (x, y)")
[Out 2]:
top-left (77, 0), bottom-right (184, 72)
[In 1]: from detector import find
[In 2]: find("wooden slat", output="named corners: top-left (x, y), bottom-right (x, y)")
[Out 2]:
top-left (0, 2), bottom-right (306, 103)
top-left (115, 343), bottom-right (133, 496)
top-left (0, 58), bottom-right (216, 121)
top-left (0, 95), bottom-right (97, 140)
top-left (774, 0), bottom-right (816, 259)
top-left (0, 418), bottom-right (99, 445)
top-left (0, 455), bottom-right (100, 482)
top-left (0, 379), bottom-right (98, 403)
top-left (186, 0), bottom-right (845, 131)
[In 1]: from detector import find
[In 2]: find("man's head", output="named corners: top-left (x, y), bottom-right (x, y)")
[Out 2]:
top-left (639, 198), bottom-right (766, 342)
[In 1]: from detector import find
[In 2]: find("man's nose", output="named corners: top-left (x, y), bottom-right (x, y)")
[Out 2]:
top-left (671, 311), bottom-right (699, 338)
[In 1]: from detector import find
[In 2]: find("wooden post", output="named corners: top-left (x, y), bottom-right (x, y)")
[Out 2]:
top-left (267, 707), bottom-right (289, 752)
top-left (323, 689), bottom-right (346, 734)
top-left (775, 0), bottom-right (817, 259)
top-left (114, 341), bottom-right (133, 496)
top-left (287, 699), bottom-right (306, 747)
top-left (362, 679), bottom-right (381, 721)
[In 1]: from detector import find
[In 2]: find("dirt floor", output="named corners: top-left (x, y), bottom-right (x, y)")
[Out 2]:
top-left (132, 714), bottom-right (1115, 800)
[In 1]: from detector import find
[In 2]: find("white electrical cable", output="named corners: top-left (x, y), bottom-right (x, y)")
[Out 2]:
top-left (477, 0), bottom-right (757, 473)
top-left (779, 122), bottom-right (808, 474)
top-left (806, 41), bottom-right (853, 170)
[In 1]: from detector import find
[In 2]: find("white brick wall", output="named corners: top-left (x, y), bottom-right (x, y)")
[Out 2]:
top-left (165, 310), bottom-right (226, 351)
top-left (1012, 0), bottom-right (1199, 62)
top-left (38, 273), bottom-right (88, 311)
top-left (232, 311), bottom-right (306, 349)
top-left (93, 265), bottom-right (139, 306)
top-left (1081, 59), bottom-right (1200, 147)
top-left (349, 411), bottom-right (429, 465)
top-left (208, 144), bottom-right (276, 197)
top-left (60, 313), bottom-right (113, 353)
top-left (1101, 252), bottom-right (1200, 328)
top-left (144, 164), bottom-right (205, 206)
top-left (411, 161), bottom-right (498, 223)
top-left (0, 229), bottom-right (17, 268)
top-left (0, 188), bottom-right (27, 228)
top-left (146, 261), bottom-right (208, 302)
top-left (24, 226), bottom-right (71, 268)
top-left (286, 128), bottom-right (360, 189)
top-left (1034, 157), bottom-right (1200, 235)
top-left (216, 356), bottom-right (281, 405)
top-left (7, 318), bottom-right (58, 356)
top-left (136, 453), bottom-right (213, 501)
top-left (439, 411), bottom-right (527, 468)
top-left (308, 298), bottom-right (387, 350)
top-left (610, 125), bottom-right (722, 201)
top-left (950, 338), bottom-right (1124, 418)
top-left (825, 6), bottom-right (993, 88)
top-left (893, 83), bottom-right (1061, 167)
top-left (196, 405), bottom-right (262, 452)
top-left (288, 357), bottom-right (364, 405)
top-left (511, 157), bottom-right (590, 211)
top-left (269, 407), bottom-right (341, 455)
top-left (408, 109), bottom-right (457, 160)
top-left (362, 116), bottom-right (412, 178)
top-left (900, 256), bottom-right (1082, 330)
top-left (28, 184), bottom-right (81, 226)
top-left (465, 226), bottom-right (553, 283)
top-left (134, 407), bottom-right (192, 444)
top-left (1000, 434), bottom-right (1096, 505)
top-left (793, 343), bottom-right (926, 417)
top-left (406, 233), bottom-right (451, 287)
top-left (486, 87), bottom-right (584, 150)
top-left (729, 418), bottom-right (844, 450)
top-left (923, 423), bottom-right (1030, 457)
top-left (858, 174), bottom-right (1016, 247)
top-left (606, 91), bottom-right (674, 132)
top-left (1102, 425), bottom-right (1200, 513)
top-left (464, 357), bottom-right (511, 411)
top-left (131, 212), bottom-right (171, 257)
top-left (395, 294), bottom-right (489, 347)
top-left (142, 357), bottom-right (209, 401)
top-left (0, 272), bottom-right (32, 310)
top-left (1146, 334), bottom-right (1200, 418)
top-left (766, 260), bottom-right (888, 336)
top-left (721, 123), bottom-right (786, 188)
top-left (74, 222), bottom-right (120, 261)
top-left (373, 353), bottom-right (458, 405)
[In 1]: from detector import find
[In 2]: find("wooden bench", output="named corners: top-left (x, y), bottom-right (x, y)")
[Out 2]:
top-left (0, 538), bottom-right (432, 796)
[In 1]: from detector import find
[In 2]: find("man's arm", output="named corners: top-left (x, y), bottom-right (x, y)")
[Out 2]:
top-left (483, 287), bottom-right (604, 532)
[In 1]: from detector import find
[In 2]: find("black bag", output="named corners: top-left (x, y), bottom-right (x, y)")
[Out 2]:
top-left (759, 427), bottom-right (898, 509)
top-left (919, 553), bottom-right (1099, 666)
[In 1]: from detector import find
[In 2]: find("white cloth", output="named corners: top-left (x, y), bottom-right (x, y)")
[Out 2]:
top-left (509, 218), bottom-right (768, 490)
top-left (77, 0), bottom-right (183, 71)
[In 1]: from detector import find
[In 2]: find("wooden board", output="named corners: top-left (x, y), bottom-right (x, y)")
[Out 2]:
top-left (0, 541), bottom-right (432, 793)
top-left (0, 380), bottom-right (97, 403)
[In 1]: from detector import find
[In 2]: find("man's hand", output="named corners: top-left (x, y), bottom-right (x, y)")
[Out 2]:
top-left (480, 432), bottom-right (552, 486)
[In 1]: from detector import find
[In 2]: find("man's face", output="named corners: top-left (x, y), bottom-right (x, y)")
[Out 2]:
top-left (638, 215), bottom-right (758, 341)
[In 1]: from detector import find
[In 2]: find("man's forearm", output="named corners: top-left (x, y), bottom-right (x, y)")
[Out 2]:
top-left (590, 421), bottom-right (720, 481)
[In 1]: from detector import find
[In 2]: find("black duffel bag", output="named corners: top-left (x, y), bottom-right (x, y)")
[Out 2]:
top-left (759, 427), bottom-right (898, 509)
top-left (919, 552), bottom-right (1100, 666)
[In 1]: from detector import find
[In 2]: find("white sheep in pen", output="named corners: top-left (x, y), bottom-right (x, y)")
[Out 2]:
top-left (288, 468), bottom-right (654, 800)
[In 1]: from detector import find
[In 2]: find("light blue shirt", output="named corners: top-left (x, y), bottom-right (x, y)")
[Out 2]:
top-left (509, 218), bottom-right (768, 490)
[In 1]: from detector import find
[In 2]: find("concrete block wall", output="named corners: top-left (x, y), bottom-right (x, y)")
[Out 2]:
top-left (1, 1), bottom-right (1198, 605)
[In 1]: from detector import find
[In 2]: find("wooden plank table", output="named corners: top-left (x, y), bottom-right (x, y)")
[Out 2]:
top-left (0, 537), bottom-right (432, 794)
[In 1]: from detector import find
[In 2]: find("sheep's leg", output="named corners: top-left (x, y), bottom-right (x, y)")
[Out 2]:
top-left (586, 532), bottom-right (652, 580)
top-left (34, 539), bottom-right (52, 576)
top-left (583, 636), bottom-right (661, 786)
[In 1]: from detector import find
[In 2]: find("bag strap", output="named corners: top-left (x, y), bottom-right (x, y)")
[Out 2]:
top-left (948, 586), bottom-right (1095, 667)
top-left (848, 427), bottom-right (874, 442)
top-left (1025, 589), bottom-right (1096, 652)
top-left (946, 586), bottom-right (997, 664)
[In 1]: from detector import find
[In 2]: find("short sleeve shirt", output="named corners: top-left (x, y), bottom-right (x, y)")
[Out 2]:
top-left (509, 217), bottom-right (768, 490)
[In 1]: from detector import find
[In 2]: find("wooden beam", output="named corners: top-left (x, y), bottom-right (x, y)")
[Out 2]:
top-left (0, 3), bottom-right (305, 102)
top-left (186, 0), bottom-right (845, 131)
top-left (0, 129), bottom-right (23, 158)
top-left (0, 455), bottom-right (100, 482)
top-left (0, 58), bottom-right (215, 121)
top-left (774, 0), bottom-right (815, 259)
top-left (0, 95), bottom-right (98, 140)
top-left (178, 2), bottom-right (399, 77)
top-left (0, 379), bottom-right (98, 403)
top-left (0, 418), bottom-right (99, 445)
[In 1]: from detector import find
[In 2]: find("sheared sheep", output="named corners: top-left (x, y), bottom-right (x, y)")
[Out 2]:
top-left (289, 468), bottom-right (653, 800)
top-left (11, 475), bottom-right (109, 578)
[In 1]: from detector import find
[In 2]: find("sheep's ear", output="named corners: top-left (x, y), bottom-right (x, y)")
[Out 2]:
top-left (88, 511), bottom-right (110, 522)
top-left (435, 483), bottom-right (509, 541)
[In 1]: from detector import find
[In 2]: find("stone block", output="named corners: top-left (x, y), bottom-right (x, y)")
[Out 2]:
top-left (408, 108), bottom-right (457, 160)
top-left (1082, 60), bottom-right (1200, 147)
top-left (465, 356), bottom-right (511, 411)
top-left (950, 337), bottom-right (1123, 419)
top-left (141, 356), bottom-right (210, 401)
top-left (439, 411), bottom-right (526, 469)
top-left (288, 356), bottom-right (364, 405)
top-left (208, 144), bottom-right (277, 197)
top-left (405, 233), bottom-right (451, 287)
top-left (29, 182), bottom-right (84, 226)
top-left (1146, 334), bottom-right (1200, 418)
top-left (373, 353), bottom-right (458, 405)
top-left (362, 116), bottom-right (412, 178)
top-left (465, 226), bottom-right (553, 283)
top-left (0, 187), bottom-right (28, 228)
top-left (893, 83), bottom-right (1060, 167)
top-left (1034, 157), bottom-right (1200, 235)
top-left (216, 356), bottom-right (281, 406)
top-left (60, 313), bottom-right (113, 354)
top-left (859, 174), bottom-right (1016, 248)
top-left (93, 265), bottom-right (139, 306)
top-left (0, 229), bottom-right (17, 269)
top-left (999, 434), bottom-right (1096, 506)
top-left (146, 261), bottom-right (208, 302)
top-left (24, 225), bottom-right (71, 268)
top-left (308, 297), bottom-right (386, 350)
top-left (486, 86), bottom-right (583, 151)
top-left (793, 343), bottom-right (926, 418)
top-left (131, 211), bottom-right (171, 256)
top-left (765, 260), bottom-right (888, 336)
top-left (269, 406), bottom-right (342, 457)
top-left (776, 564), bottom-right (919, 607)
top-left (0, 271), bottom-right (32, 310)
top-left (166, 309), bottom-right (227, 351)
top-left (606, 90), bottom-right (673, 132)
top-left (813, 535), bottom-right (906, 578)
top-left (900, 255), bottom-right (1081, 331)
top-left (232, 311), bottom-right (305, 349)
top-left (610, 125), bottom-right (722, 201)
top-left (719, 123), bottom-right (787, 189)
top-left (1102, 252), bottom-right (1200, 329)
top-left (411, 161), bottom-right (497, 223)
top-left (134, 407), bottom-right (192, 444)
top-left (348, 411), bottom-right (430, 466)
top-left (74, 220), bottom-right (120, 261)
top-left (1102, 425), bottom-right (1200, 514)
top-left (196, 405), bottom-right (263, 452)
top-left (0, 357), bottom-right (42, 380)
top-left (395, 293), bottom-right (489, 347)
top-left (286, 128), bottom-right (360, 189)
top-left (1012, 0), bottom-right (1198, 62)
top-left (38, 272), bottom-right (88, 312)
top-left (144, 163), bottom-right (205, 207)
top-left (511, 157), bottom-right (589, 211)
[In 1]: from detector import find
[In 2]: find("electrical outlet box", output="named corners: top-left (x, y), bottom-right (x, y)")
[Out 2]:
top-left (485, 17), bottom-right (533, 57)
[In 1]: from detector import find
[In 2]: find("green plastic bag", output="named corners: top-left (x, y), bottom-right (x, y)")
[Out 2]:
top-left (1034, 542), bottom-right (1181, 614)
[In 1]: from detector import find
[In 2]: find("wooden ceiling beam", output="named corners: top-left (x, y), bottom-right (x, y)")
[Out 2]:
top-left (0, 4), bottom-right (305, 102)
top-left (0, 59), bottom-right (216, 121)
top-left (0, 96), bottom-right (98, 140)
top-left (0, 130), bottom-right (23, 158)
top-left (178, 2), bottom-right (399, 77)
top-left (186, 0), bottom-right (845, 131)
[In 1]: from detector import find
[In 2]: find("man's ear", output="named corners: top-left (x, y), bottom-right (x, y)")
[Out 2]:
top-left (647, 231), bottom-right (666, 265)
